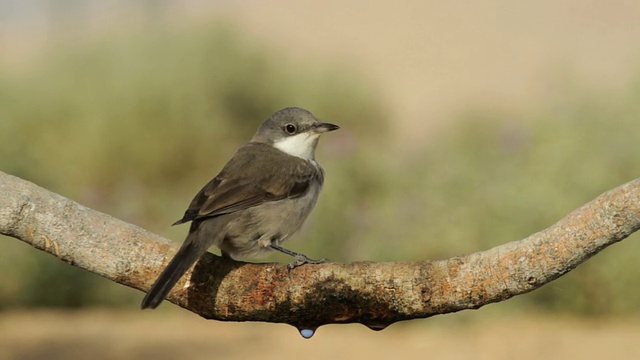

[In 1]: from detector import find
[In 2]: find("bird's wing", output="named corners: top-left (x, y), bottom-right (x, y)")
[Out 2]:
top-left (173, 142), bottom-right (323, 225)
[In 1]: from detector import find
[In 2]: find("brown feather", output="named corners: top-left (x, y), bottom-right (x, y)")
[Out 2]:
top-left (173, 142), bottom-right (323, 225)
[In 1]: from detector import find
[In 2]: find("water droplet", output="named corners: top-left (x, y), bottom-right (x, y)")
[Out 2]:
top-left (364, 322), bottom-right (389, 332)
top-left (298, 328), bottom-right (316, 339)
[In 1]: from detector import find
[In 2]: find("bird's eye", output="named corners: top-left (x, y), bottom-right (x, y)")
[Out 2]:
top-left (284, 123), bottom-right (297, 135)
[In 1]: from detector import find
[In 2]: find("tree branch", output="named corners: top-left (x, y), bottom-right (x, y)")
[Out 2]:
top-left (1, 170), bottom-right (639, 332)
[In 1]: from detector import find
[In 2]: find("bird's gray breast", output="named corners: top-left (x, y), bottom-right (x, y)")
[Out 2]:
top-left (218, 161), bottom-right (324, 259)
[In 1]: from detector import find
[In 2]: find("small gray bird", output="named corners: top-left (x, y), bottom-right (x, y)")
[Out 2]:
top-left (141, 107), bottom-right (339, 309)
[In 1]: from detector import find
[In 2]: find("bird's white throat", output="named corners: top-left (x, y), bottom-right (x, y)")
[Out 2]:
top-left (273, 132), bottom-right (319, 160)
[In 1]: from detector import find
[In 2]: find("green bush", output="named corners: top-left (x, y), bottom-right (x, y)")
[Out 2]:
top-left (2, 22), bottom-right (639, 315)
top-left (0, 24), bottom-right (388, 308)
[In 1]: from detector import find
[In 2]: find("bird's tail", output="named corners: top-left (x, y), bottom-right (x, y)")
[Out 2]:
top-left (141, 228), bottom-right (208, 309)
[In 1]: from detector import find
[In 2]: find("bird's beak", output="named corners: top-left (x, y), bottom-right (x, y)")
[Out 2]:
top-left (314, 122), bottom-right (340, 133)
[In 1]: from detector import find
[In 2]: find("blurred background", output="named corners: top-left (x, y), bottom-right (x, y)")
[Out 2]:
top-left (2, 0), bottom-right (640, 359)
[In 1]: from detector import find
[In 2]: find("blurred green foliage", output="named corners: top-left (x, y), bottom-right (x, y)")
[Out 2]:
top-left (1, 23), bottom-right (639, 316)
top-left (400, 81), bottom-right (640, 316)
top-left (0, 24), bottom-right (388, 309)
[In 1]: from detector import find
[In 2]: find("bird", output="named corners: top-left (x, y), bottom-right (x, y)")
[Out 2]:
top-left (141, 107), bottom-right (339, 309)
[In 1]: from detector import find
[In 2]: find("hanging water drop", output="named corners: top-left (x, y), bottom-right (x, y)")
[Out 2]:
top-left (298, 328), bottom-right (316, 339)
top-left (364, 322), bottom-right (390, 332)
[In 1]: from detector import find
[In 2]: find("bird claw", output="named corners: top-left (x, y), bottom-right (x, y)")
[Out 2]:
top-left (287, 255), bottom-right (329, 270)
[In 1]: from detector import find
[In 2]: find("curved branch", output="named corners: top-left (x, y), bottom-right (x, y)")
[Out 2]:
top-left (1, 171), bottom-right (639, 332)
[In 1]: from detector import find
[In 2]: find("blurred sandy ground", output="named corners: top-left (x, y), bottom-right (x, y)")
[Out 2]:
top-left (2, 1), bottom-right (640, 359)
top-left (1, 309), bottom-right (640, 360)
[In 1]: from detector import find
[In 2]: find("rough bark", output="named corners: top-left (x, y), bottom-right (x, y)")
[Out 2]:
top-left (1, 170), bottom-right (639, 332)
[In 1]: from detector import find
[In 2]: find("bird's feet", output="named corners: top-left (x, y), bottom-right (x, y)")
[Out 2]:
top-left (269, 243), bottom-right (329, 270)
top-left (287, 254), bottom-right (329, 270)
